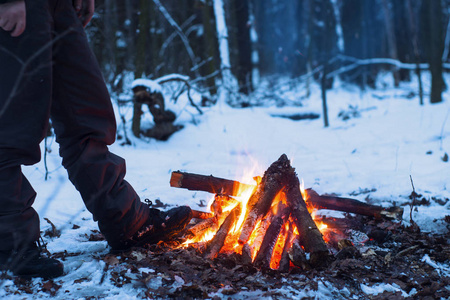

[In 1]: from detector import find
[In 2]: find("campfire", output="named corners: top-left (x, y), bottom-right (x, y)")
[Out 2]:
top-left (169, 154), bottom-right (403, 271)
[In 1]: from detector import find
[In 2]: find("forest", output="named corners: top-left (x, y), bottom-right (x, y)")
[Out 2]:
top-left (2, 1), bottom-right (450, 298)
top-left (87, 0), bottom-right (450, 109)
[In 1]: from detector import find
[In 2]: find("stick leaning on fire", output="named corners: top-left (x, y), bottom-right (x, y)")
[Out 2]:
top-left (170, 154), bottom-right (403, 268)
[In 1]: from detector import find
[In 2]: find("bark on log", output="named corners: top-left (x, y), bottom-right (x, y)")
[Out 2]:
top-left (170, 171), bottom-right (254, 196)
top-left (170, 172), bottom-right (403, 219)
top-left (305, 189), bottom-right (403, 220)
top-left (284, 167), bottom-right (330, 268)
top-left (204, 205), bottom-right (241, 260)
top-left (238, 154), bottom-right (291, 245)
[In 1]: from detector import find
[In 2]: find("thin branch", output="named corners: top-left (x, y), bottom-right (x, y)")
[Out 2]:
top-left (158, 14), bottom-right (196, 58)
top-left (152, 0), bottom-right (200, 78)
top-left (44, 136), bottom-right (50, 181)
top-left (409, 175), bottom-right (417, 226)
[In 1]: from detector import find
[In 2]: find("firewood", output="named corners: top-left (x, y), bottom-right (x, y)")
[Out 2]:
top-left (170, 172), bottom-right (403, 219)
top-left (317, 216), bottom-right (352, 229)
top-left (170, 171), bottom-right (254, 196)
top-left (253, 206), bottom-right (289, 269)
top-left (192, 210), bottom-right (214, 219)
top-left (278, 223), bottom-right (294, 273)
top-left (288, 238), bottom-right (311, 270)
top-left (211, 194), bottom-right (239, 215)
top-left (238, 154), bottom-right (291, 245)
top-left (244, 210), bottom-right (273, 262)
top-left (186, 218), bottom-right (218, 237)
top-left (284, 167), bottom-right (331, 268)
top-left (305, 189), bottom-right (403, 220)
top-left (241, 244), bottom-right (253, 264)
top-left (204, 205), bottom-right (241, 260)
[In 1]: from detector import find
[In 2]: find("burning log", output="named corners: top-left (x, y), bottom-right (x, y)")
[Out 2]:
top-left (278, 223), bottom-right (294, 273)
top-left (305, 189), bottom-right (403, 220)
top-left (170, 172), bottom-right (403, 219)
top-left (192, 210), bottom-right (214, 219)
top-left (283, 166), bottom-right (331, 268)
top-left (211, 195), bottom-right (239, 215)
top-left (238, 154), bottom-right (291, 245)
top-left (243, 211), bottom-right (273, 263)
top-left (253, 206), bottom-right (289, 269)
top-left (204, 205), bottom-right (241, 260)
top-left (186, 217), bottom-right (217, 237)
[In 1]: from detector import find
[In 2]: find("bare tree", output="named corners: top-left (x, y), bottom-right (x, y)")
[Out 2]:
top-left (381, 0), bottom-right (400, 87)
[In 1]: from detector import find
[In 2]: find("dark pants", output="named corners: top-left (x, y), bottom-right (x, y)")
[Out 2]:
top-left (0, 0), bottom-right (149, 251)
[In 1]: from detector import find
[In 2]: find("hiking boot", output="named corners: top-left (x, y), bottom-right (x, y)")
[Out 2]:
top-left (112, 206), bottom-right (193, 251)
top-left (0, 242), bottom-right (64, 279)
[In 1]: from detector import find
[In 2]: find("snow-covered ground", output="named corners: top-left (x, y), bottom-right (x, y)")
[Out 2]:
top-left (1, 74), bottom-right (449, 298)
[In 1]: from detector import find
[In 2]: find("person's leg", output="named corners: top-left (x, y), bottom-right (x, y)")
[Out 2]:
top-left (0, 0), bottom-right (53, 252)
top-left (0, 0), bottom-right (63, 278)
top-left (49, 0), bottom-right (150, 248)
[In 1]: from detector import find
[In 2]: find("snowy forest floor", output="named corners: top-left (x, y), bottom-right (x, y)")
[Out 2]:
top-left (1, 74), bottom-right (450, 299)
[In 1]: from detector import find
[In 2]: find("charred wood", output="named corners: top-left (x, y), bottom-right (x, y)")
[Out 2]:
top-left (238, 154), bottom-right (291, 245)
top-left (284, 167), bottom-right (330, 268)
top-left (288, 238), bottom-right (311, 271)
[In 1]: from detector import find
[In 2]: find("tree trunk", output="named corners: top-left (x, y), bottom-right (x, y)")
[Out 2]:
top-left (132, 0), bottom-right (150, 137)
top-left (423, 0), bottom-right (445, 104)
top-left (232, 0), bottom-right (253, 94)
top-left (381, 0), bottom-right (400, 87)
top-left (248, 1), bottom-right (260, 89)
top-left (213, 0), bottom-right (237, 104)
top-left (321, 0), bottom-right (332, 128)
top-left (406, 0), bottom-right (424, 106)
top-left (201, 0), bottom-right (218, 96)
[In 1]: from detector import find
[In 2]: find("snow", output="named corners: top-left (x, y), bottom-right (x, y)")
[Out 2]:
top-left (155, 73), bottom-right (190, 83)
top-left (3, 73), bottom-right (450, 298)
top-left (130, 78), bottom-right (162, 93)
top-left (422, 254), bottom-right (450, 277)
top-left (360, 282), bottom-right (409, 297)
